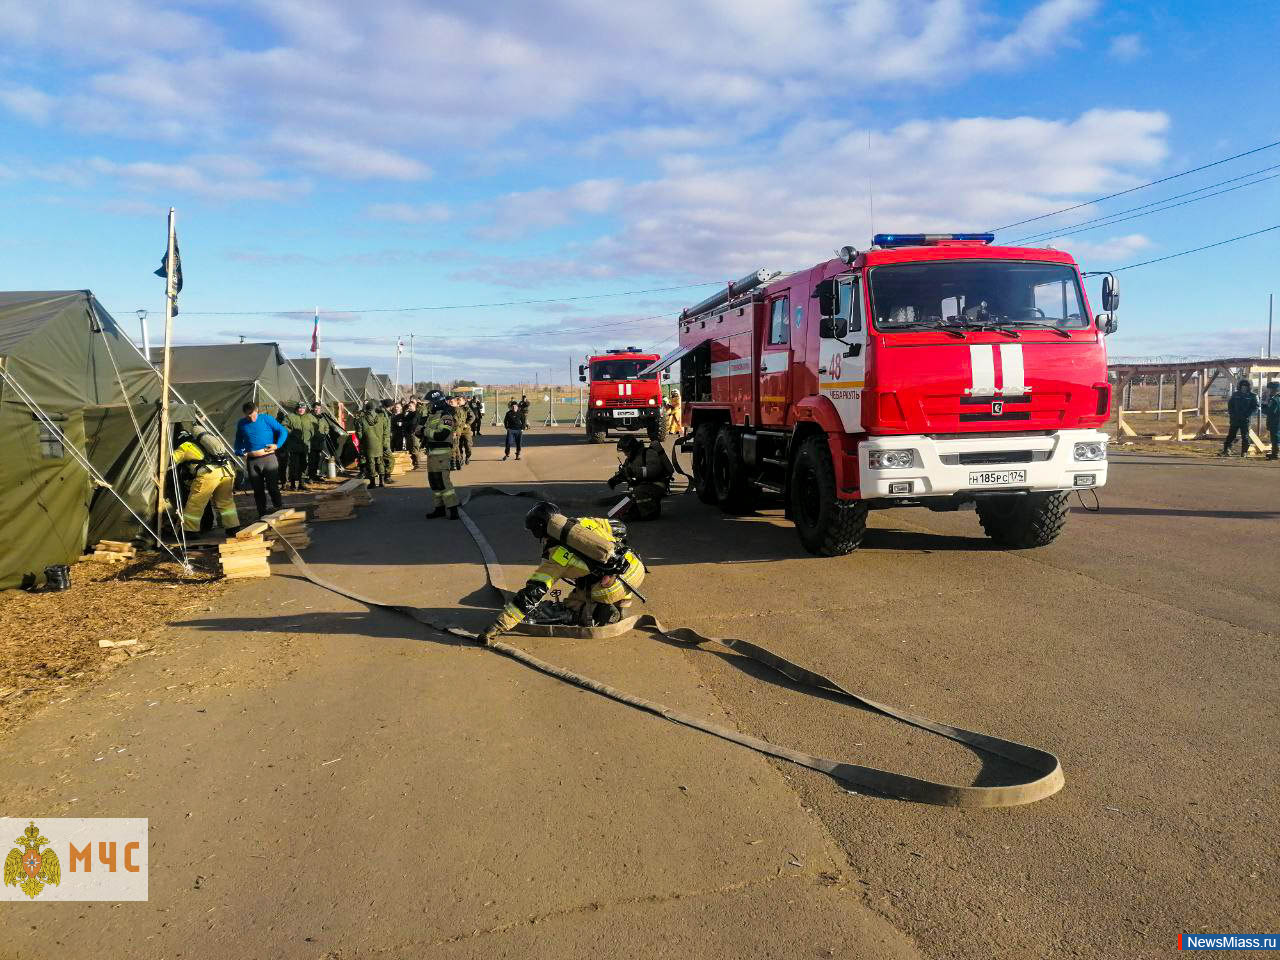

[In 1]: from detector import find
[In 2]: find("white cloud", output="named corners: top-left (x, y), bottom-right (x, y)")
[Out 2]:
top-left (1108, 33), bottom-right (1145, 61)
top-left (483, 109), bottom-right (1170, 278)
top-left (87, 156), bottom-right (310, 201)
top-left (1046, 233), bottom-right (1152, 264)
top-left (0, 0), bottom-right (1108, 184)
top-left (365, 202), bottom-right (452, 224)
top-left (0, 85), bottom-right (54, 123)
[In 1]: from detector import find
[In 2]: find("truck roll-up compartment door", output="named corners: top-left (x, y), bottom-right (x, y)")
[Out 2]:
top-left (637, 340), bottom-right (702, 378)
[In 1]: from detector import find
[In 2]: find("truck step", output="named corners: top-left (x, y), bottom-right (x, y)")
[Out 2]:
top-left (752, 480), bottom-right (785, 494)
top-left (761, 456), bottom-right (788, 467)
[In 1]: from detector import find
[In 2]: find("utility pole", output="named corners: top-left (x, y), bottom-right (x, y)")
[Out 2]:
top-left (136, 309), bottom-right (151, 358)
top-left (410, 333), bottom-right (416, 392)
top-left (1268, 293), bottom-right (1273, 357)
top-left (155, 207), bottom-right (177, 538)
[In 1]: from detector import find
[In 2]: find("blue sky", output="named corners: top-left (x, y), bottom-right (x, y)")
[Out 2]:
top-left (1, 0), bottom-right (1277, 383)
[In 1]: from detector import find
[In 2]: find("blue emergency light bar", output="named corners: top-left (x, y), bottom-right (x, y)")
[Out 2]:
top-left (872, 233), bottom-right (995, 248)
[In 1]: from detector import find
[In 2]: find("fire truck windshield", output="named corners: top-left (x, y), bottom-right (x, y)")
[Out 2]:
top-left (868, 261), bottom-right (1088, 333)
top-left (591, 359), bottom-right (656, 380)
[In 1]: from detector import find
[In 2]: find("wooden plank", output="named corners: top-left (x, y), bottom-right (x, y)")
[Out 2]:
top-left (222, 569), bottom-right (272, 580)
top-left (94, 540), bottom-right (135, 553)
top-left (219, 558), bottom-right (271, 574)
top-left (236, 521), bottom-right (269, 539)
top-left (217, 546), bottom-right (271, 560)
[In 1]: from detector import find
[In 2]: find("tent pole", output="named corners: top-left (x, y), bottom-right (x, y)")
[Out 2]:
top-left (313, 307), bottom-right (321, 415)
top-left (155, 207), bottom-right (177, 540)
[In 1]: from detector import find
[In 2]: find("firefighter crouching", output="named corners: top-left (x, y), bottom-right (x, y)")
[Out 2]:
top-left (423, 390), bottom-right (460, 519)
top-left (481, 501), bottom-right (646, 641)
top-left (172, 426), bottom-right (240, 535)
top-left (608, 436), bottom-right (675, 520)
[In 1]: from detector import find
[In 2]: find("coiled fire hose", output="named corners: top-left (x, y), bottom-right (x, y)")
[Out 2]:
top-left (265, 494), bottom-right (1065, 808)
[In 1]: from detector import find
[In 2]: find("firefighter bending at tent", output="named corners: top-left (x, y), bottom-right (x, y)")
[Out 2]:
top-left (481, 501), bottom-right (646, 641)
top-left (172, 426), bottom-right (240, 535)
top-left (423, 390), bottom-right (460, 519)
top-left (608, 436), bottom-right (674, 520)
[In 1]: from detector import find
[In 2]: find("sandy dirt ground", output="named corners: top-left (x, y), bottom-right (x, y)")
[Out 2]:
top-left (0, 427), bottom-right (1275, 958)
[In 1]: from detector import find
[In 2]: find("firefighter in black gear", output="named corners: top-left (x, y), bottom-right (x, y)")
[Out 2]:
top-left (1220, 380), bottom-right (1259, 457)
top-left (608, 436), bottom-right (675, 519)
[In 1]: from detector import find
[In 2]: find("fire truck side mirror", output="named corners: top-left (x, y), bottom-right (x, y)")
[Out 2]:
top-left (1101, 274), bottom-right (1119, 312)
top-left (1095, 314), bottom-right (1119, 335)
top-left (820, 315), bottom-right (849, 340)
top-left (578, 364), bottom-right (587, 382)
top-left (813, 278), bottom-right (837, 318)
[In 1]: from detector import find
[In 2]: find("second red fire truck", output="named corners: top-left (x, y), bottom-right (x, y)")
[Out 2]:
top-left (645, 233), bottom-right (1118, 555)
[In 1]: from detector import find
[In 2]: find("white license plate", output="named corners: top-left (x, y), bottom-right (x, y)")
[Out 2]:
top-left (969, 470), bottom-right (1027, 486)
top-left (613, 409), bottom-right (639, 418)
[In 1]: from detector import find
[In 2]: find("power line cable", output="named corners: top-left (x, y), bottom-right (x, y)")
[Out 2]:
top-left (181, 281), bottom-right (720, 317)
top-left (990, 138), bottom-right (1280, 233)
top-left (1012, 162), bottom-right (1280, 243)
top-left (1111, 224), bottom-right (1280, 272)
top-left (1013, 172), bottom-right (1280, 244)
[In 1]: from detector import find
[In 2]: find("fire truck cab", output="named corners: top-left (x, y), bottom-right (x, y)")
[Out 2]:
top-left (579, 348), bottom-right (667, 443)
top-left (648, 234), bottom-right (1117, 555)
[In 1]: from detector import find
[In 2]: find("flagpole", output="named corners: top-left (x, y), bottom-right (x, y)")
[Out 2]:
top-left (313, 307), bottom-right (320, 408)
top-left (155, 206), bottom-right (177, 539)
top-left (410, 334), bottom-right (415, 394)
top-left (394, 338), bottom-right (402, 397)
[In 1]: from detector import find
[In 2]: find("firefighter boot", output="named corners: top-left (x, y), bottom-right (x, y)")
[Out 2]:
top-left (425, 505), bottom-right (446, 519)
top-left (383, 474), bottom-right (395, 485)
top-left (447, 505), bottom-right (459, 520)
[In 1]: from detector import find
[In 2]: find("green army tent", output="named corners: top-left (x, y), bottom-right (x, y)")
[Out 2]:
top-left (0, 291), bottom-right (162, 589)
top-left (373, 373), bottom-right (393, 398)
top-left (148, 342), bottom-right (302, 440)
top-left (339, 367), bottom-right (381, 404)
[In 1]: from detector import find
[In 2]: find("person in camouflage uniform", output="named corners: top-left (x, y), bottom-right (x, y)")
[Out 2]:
top-left (423, 391), bottom-right (459, 519)
top-left (308, 401), bottom-right (332, 480)
top-left (355, 399), bottom-right (392, 488)
top-left (280, 400), bottom-right (315, 490)
top-left (452, 396), bottom-right (474, 467)
top-left (403, 399), bottom-right (422, 468)
top-left (378, 399), bottom-right (396, 483)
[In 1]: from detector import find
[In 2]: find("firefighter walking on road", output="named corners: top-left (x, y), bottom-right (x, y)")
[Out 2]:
top-left (481, 501), bottom-right (646, 640)
top-left (608, 436), bottom-right (675, 519)
top-left (173, 426), bottom-right (240, 535)
top-left (423, 390), bottom-right (460, 519)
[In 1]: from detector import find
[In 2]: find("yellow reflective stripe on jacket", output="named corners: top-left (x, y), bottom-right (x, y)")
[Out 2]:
top-left (173, 441), bottom-right (205, 465)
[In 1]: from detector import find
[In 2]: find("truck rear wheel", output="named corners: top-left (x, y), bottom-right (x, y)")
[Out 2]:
top-left (790, 435), bottom-right (867, 556)
top-left (692, 423), bottom-right (719, 505)
top-left (712, 426), bottom-right (755, 513)
top-left (586, 419), bottom-right (607, 444)
top-left (976, 492), bottom-right (1070, 548)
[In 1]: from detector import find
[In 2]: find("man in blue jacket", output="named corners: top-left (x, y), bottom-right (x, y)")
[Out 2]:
top-left (1220, 380), bottom-right (1259, 458)
top-left (235, 401), bottom-right (290, 517)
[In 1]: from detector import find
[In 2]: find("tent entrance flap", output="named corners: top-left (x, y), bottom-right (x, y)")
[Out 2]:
top-left (637, 340), bottom-right (702, 379)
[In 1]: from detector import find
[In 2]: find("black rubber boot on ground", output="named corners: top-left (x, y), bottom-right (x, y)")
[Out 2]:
top-left (447, 506), bottom-right (459, 520)
top-left (425, 505), bottom-right (445, 519)
top-left (383, 475), bottom-right (395, 485)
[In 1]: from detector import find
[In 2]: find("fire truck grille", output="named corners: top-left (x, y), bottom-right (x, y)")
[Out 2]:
top-left (940, 450), bottom-right (1050, 465)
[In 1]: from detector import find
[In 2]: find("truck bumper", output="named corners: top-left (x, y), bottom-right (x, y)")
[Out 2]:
top-left (592, 409), bottom-right (659, 430)
top-left (858, 429), bottom-right (1109, 500)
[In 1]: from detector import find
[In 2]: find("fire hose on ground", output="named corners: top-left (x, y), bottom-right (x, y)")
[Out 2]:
top-left (264, 491), bottom-right (1065, 809)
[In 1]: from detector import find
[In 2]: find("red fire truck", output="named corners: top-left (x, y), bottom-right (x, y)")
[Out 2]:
top-left (646, 233), bottom-right (1118, 555)
top-left (578, 347), bottom-right (666, 443)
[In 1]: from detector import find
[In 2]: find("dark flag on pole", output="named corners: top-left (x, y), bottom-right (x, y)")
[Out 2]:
top-left (155, 239), bottom-right (183, 314)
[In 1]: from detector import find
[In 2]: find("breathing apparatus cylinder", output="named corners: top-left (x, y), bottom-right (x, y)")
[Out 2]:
top-left (326, 456), bottom-right (337, 479)
top-left (543, 513), bottom-right (617, 566)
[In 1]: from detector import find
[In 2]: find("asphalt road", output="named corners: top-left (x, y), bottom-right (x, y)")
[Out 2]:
top-left (0, 428), bottom-right (1275, 958)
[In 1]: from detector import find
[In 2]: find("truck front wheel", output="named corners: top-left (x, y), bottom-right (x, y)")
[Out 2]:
top-left (692, 423), bottom-right (719, 505)
top-left (976, 492), bottom-right (1070, 548)
top-left (586, 419), bottom-right (607, 444)
top-left (790, 435), bottom-right (867, 556)
top-left (648, 415), bottom-right (668, 442)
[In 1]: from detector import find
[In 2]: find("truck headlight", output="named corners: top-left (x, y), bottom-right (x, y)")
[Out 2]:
top-left (868, 449), bottom-right (914, 469)
top-left (594, 399), bottom-right (604, 408)
top-left (647, 397), bottom-right (656, 406)
top-left (1073, 441), bottom-right (1106, 461)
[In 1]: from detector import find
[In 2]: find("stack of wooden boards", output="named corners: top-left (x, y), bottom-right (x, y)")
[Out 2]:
top-left (217, 535), bottom-right (271, 580)
top-left (310, 478), bottom-right (370, 521)
top-left (89, 540), bottom-right (137, 563)
top-left (391, 451), bottom-right (414, 476)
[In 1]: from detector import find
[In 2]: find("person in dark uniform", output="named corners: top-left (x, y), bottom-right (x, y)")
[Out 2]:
top-left (403, 399), bottom-right (422, 468)
top-left (608, 436), bottom-right (675, 519)
top-left (1220, 380), bottom-right (1259, 457)
top-left (503, 400), bottom-right (523, 460)
top-left (1263, 381), bottom-right (1280, 460)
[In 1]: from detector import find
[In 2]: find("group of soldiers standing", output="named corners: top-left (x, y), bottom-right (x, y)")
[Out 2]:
top-left (278, 400), bottom-right (346, 491)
